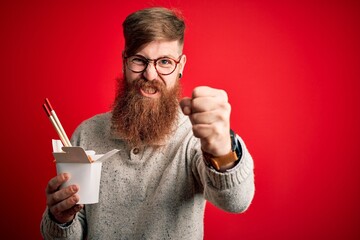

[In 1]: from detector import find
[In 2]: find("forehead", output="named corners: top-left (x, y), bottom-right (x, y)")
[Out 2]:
top-left (136, 40), bottom-right (183, 58)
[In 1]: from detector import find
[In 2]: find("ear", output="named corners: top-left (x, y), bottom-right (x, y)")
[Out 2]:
top-left (179, 54), bottom-right (187, 73)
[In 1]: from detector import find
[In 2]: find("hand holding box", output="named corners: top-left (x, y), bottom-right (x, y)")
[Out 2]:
top-left (52, 140), bottom-right (119, 204)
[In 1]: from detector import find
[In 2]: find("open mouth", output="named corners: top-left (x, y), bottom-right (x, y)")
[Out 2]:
top-left (140, 85), bottom-right (160, 98)
top-left (142, 86), bottom-right (157, 94)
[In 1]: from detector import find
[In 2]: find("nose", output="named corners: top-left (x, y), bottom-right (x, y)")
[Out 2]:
top-left (142, 62), bottom-right (158, 81)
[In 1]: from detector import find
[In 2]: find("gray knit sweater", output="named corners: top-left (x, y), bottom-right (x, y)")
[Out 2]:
top-left (41, 111), bottom-right (255, 239)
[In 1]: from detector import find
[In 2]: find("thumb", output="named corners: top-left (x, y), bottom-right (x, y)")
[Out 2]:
top-left (179, 97), bottom-right (192, 115)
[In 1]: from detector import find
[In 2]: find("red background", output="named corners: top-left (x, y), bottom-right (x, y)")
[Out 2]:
top-left (1, 0), bottom-right (359, 239)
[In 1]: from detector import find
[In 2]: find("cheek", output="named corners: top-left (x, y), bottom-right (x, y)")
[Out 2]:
top-left (124, 70), bottom-right (138, 83)
top-left (163, 75), bottom-right (178, 89)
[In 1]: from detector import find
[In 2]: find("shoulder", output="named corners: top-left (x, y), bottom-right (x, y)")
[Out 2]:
top-left (71, 112), bottom-right (111, 143)
top-left (77, 112), bottom-right (111, 129)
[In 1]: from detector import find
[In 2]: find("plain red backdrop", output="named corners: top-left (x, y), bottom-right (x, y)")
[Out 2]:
top-left (1, 0), bottom-right (359, 239)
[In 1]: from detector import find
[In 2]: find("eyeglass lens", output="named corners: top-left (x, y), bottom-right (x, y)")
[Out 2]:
top-left (126, 55), bottom-right (179, 75)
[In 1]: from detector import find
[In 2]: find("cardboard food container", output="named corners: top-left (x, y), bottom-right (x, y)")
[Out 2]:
top-left (52, 140), bottom-right (119, 204)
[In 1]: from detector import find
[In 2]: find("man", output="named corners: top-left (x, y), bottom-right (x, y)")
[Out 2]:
top-left (41, 7), bottom-right (255, 239)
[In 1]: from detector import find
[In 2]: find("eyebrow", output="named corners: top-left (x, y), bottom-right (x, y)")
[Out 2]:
top-left (135, 54), bottom-right (177, 60)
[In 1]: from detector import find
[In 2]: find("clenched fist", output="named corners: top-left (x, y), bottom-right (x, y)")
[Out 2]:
top-left (180, 86), bottom-right (232, 157)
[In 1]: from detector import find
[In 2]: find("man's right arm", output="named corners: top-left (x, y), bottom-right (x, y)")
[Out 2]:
top-left (40, 173), bottom-right (86, 239)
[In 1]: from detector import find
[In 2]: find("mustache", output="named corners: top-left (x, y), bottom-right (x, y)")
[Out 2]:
top-left (133, 78), bottom-right (166, 93)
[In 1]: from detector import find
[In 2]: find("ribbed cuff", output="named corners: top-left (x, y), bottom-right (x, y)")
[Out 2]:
top-left (41, 209), bottom-right (77, 238)
top-left (206, 139), bottom-right (254, 190)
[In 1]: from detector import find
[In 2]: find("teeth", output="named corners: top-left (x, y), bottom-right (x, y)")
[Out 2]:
top-left (143, 86), bottom-right (156, 94)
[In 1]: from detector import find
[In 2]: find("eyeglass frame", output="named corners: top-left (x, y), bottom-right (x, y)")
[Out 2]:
top-left (123, 54), bottom-right (183, 76)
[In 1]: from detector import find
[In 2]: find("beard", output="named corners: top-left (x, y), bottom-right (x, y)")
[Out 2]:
top-left (111, 76), bottom-right (181, 148)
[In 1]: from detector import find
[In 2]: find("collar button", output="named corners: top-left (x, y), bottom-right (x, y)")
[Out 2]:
top-left (132, 148), bottom-right (140, 155)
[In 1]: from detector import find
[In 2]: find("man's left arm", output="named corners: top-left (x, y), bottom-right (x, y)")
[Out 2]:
top-left (180, 86), bottom-right (255, 212)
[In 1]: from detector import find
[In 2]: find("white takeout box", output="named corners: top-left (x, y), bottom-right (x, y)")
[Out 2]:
top-left (52, 140), bottom-right (119, 204)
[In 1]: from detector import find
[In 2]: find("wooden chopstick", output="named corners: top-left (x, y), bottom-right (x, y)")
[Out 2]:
top-left (43, 98), bottom-right (72, 147)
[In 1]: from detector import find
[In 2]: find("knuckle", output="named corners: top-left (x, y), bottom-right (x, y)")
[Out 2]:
top-left (55, 175), bottom-right (63, 184)
top-left (59, 173), bottom-right (69, 182)
top-left (69, 194), bottom-right (79, 205)
top-left (67, 207), bottom-right (77, 217)
top-left (192, 87), bottom-right (202, 97)
top-left (210, 123), bottom-right (221, 135)
top-left (191, 97), bottom-right (199, 107)
top-left (45, 185), bottom-right (51, 195)
top-left (192, 126), bottom-right (202, 138)
top-left (220, 100), bottom-right (230, 108)
top-left (220, 89), bottom-right (228, 98)
top-left (46, 179), bottom-right (56, 194)
top-left (190, 113), bottom-right (199, 123)
top-left (46, 197), bottom-right (52, 207)
top-left (217, 113), bottom-right (227, 122)
top-left (51, 191), bottom-right (61, 204)
top-left (66, 185), bottom-right (76, 195)
top-left (46, 174), bottom-right (68, 194)
top-left (192, 124), bottom-right (210, 139)
top-left (51, 204), bottom-right (61, 216)
top-left (219, 102), bottom-right (231, 116)
top-left (227, 103), bottom-right (232, 112)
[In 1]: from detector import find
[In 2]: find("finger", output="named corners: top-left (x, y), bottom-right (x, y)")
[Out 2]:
top-left (46, 173), bottom-right (70, 195)
top-left (192, 86), bottom-right (228, 101)
top-left (191, 97), bottom-right (216, 113)
top-left (191, 96), bottom-right (230, 113)
top-left (50, 199), bottom-right (83, 224)
top-left (49, 193), bottom-right (80, 217)
top-left (61, 204), bottom-right (83, 219)
top-left (47, 184), bottom-right (79, 206)
top-left (179, 97), bottom-right (192, 115)
top-left (189, 110), bottom-right (226, 125)
top-left (192, 86), bottom-right (215, 98)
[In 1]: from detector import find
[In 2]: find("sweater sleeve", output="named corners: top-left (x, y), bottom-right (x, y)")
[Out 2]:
top-left (40, 207), bottom-right (87, 239)
top-left (40, 123), bottom-right (89, 239)
top-left (192, 135), bottom-right (255, 213)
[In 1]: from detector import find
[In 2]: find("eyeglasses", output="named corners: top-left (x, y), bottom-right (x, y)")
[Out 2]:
top-left (124, 54), bottom-right (182, 76)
